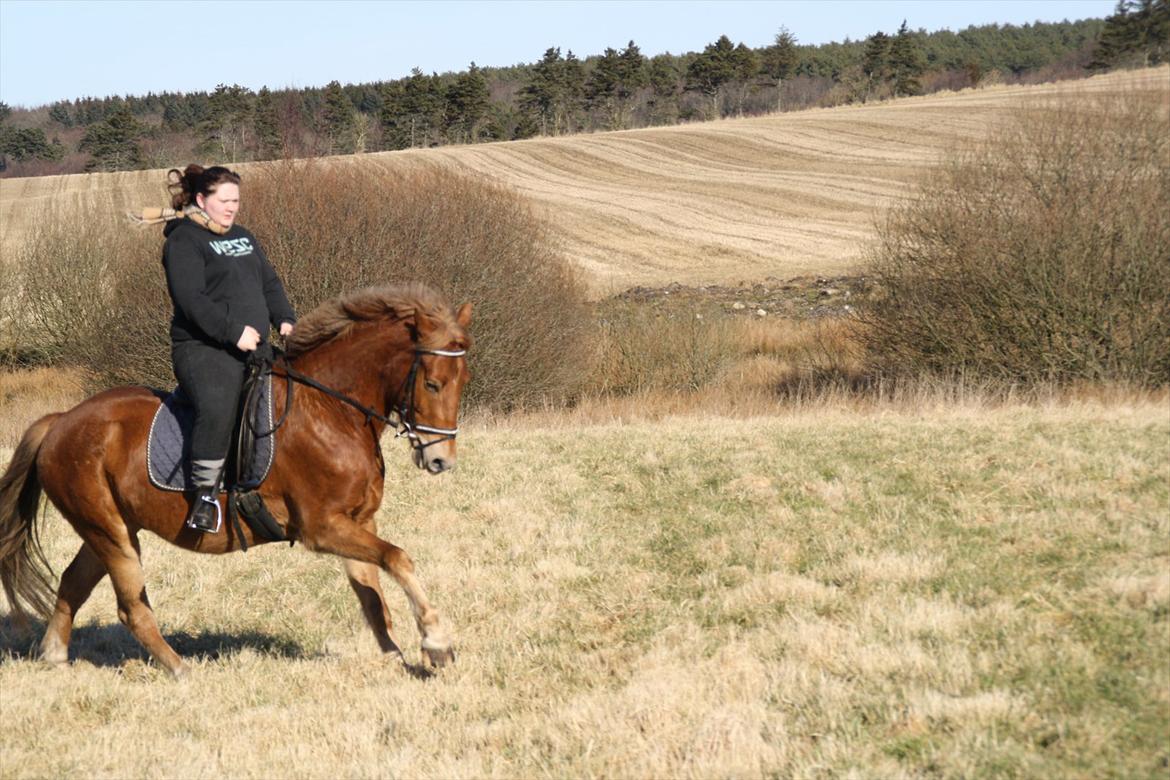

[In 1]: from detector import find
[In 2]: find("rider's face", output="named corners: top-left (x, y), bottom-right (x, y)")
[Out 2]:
top-left (196, 182), bottom-right (240, 229)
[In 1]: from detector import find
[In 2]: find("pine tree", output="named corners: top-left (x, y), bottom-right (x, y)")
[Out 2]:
top-left (401, 69), bottom-right (446, 147)
top-left (200, 83), bottom-right (254, 162)
top-left (322, 80), bottom-right (357, 154)
top-left (445, 62), bottom-right (490, 143)
top-left (560, 51), bottom-right (586, 133)
top-left (48, 102), bottom-right (74, 127)
top-left (379, 80), bottom-right (409, 150)
top-left (686, 35), bottom-right (740, 118)
top-left (79, 105), bottom-right (142, 171)
top-left (521, 47), bottom-right (584, 135)
top-left (586, 42), bottom-right (646, 129)
top-left (862, 31), bottom-right (892, 99)
top-left (1089, 0), bottom-right (1170, 69)
top-left (253, 87), bottom-right (282, 160)
top-left (763, 27), bottom-right (799, 111)
top-left (646, 54), bottom-right (680, 125)
top-left (890, 21), bottom-right (926, 96)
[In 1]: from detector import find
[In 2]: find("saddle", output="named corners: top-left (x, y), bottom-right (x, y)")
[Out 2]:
top-left (147, 346), bottom-right (289, 548)
top-left (147, 375), bottom-right (275, 492)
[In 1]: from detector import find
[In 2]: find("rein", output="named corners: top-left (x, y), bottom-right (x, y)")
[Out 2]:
top-left (263, 346), bottom-right (466, 454)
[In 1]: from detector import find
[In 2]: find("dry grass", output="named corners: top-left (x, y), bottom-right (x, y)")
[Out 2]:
top-left (1, 399), bottom-right (1167, 778)
top-left (0, 367), bottom-right (86, 446)
top-left (3, 67), bottom-right (1166, 296)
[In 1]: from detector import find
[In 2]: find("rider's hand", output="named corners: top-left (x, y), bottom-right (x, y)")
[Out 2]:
top-left (236, 326), bottom-right (261, 352)
top-left (279, 322), bottom-right (294, 338)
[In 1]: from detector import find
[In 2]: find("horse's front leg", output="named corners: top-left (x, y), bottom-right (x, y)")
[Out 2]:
top-left (301, 516), bottom-right (454, 667)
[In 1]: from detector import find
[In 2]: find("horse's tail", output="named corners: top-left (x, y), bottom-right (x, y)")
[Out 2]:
top-left (0, 414), bottom-right (61, 623)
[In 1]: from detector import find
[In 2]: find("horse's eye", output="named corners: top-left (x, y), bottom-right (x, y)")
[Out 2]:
top-left (425, 380), bottom-right (441, 394)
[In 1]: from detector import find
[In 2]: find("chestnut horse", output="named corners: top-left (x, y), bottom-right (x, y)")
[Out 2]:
top-left (0, 283), bottom-right (471, 677)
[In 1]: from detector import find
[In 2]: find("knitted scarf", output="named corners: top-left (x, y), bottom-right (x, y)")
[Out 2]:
top-left (127, 204), bottom-right (229, 235)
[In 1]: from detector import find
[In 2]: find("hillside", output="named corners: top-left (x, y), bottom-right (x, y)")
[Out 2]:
top-left (1, 67), bottom-right (1165, 295)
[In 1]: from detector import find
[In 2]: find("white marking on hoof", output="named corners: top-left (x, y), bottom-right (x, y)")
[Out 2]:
top-left (421, 635), bottom-right (450, 653)
top-left (38, 635), bottom-right (68, 666)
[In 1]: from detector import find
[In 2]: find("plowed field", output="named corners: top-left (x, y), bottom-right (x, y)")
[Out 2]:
top-left (2, 67), bottom-right (1165, 294)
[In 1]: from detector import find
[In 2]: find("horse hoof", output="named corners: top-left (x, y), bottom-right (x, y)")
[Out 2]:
top-left (423, 644), bottom-right (456, 668)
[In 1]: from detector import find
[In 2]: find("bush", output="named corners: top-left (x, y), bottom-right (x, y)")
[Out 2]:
top-left (860, 90), bottom-right (1170, 385)
top-left (589, 301), bottom-right (733, 395)
top-left (10, 161), bottom-right (591, 410)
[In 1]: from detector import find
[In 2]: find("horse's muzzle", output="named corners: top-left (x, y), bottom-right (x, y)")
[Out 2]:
top-left (413, 445), bottom-right (455, 474)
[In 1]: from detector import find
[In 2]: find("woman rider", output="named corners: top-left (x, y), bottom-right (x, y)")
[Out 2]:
top-left (162, 164), bottom-right (296, 533)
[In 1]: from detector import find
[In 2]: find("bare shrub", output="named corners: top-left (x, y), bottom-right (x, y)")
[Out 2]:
top-left (10, 162), bottom-right (591, 410)
top-left (244, 161), bottom-right (591, 409)
top-left (860, 90), bottom-right (1170, 385)
top-left (10, 209), bottom-right (162, 376)
top-left (589, 301), bottom-right (734, 395)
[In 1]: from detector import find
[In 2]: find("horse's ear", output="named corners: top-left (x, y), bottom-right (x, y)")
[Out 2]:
top-left (456, 303), bottom-right (473, 329)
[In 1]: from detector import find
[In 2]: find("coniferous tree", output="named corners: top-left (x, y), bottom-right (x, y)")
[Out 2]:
top-left (890, 20), bottom-right (927, 96)
top-left (521, 47), bottom-right (585, 135)
top-left (686, 35), bottom-right (740, 118)
top-left (47, 102), bottom-right (73, 127)
top-left (586, 41), bottom-right (647, 129)
top-left (521, 48), bottom-right (563, 135)
top-left (79, 105), bottom-right (142, 171)
top-left (0, 126), bottom-right (63, 162)
top-left (253, 86), bottom-right (282, 160)
top-left (560, 51), bottom-right (586, 133)
top-left (763, 27), bottom-right (799, 110)
top-left (729, 42), bottom-right (761, 115)
top-left (401, 69), bottom-right (446, 147)
top-left (646, 54), bottom-right (681, 125)
top-left (446, 62), bottom-right (490, 143)
top-left (1089, 0), bottom-right (1170, 69)
top-left (862, 31), bottom-right (892, 98)
top-left (379, 80), bottom-right (410, 150)
top-left (200, 83), bottom-right (254, 161)
top-left (322, 80), bottom-right (357, 154)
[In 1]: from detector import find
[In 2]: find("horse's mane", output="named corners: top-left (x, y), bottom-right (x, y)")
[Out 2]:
top-left (285, 283), bottom-right (464, 358)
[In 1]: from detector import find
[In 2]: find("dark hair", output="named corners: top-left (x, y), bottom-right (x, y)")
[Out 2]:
top-left (167, 164), bottom-right (242, 210)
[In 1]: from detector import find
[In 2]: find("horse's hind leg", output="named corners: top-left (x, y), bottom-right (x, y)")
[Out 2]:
top-left (344, 558), bottom-right (403, 657)
top-left (86, 531), bottom-right (187, 677)
top-left (38, 543), bottom-right (106, 665)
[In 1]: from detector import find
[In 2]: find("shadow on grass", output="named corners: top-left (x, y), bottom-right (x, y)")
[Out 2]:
top-left (0, 616), bottom-right (316, 667)
top-left (0, 617), bottom-right (438, 679)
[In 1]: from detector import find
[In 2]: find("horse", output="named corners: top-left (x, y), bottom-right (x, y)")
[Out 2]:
top-left (0, 283), bottom-right (471, 678)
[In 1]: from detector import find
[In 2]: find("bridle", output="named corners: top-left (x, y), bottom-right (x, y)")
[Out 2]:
top-left (393, 347), bottom-right (466, 453)
top-left (261, 345), bottom-right (467, 458)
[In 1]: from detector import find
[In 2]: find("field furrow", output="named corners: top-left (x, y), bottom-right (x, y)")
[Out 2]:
top-left (2, 67), bottom-right (1165, 295)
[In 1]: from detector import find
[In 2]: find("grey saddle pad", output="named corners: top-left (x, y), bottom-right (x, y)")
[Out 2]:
top-left (147, 375), bottom-right (276, 492)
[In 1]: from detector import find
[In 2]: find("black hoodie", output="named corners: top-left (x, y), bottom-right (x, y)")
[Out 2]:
top-left (162, 220), bottom-right (296, 348)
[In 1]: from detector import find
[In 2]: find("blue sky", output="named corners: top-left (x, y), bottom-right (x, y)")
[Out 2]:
top-left (0, 0), bottom-right (1116, 108)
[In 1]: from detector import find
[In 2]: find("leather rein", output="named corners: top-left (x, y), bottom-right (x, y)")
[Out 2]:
top-left (258, 346), bottom-right (466, 455)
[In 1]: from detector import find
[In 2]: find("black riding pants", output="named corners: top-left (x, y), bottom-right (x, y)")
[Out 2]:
top-left (171, 339), bottom-right (247, 463)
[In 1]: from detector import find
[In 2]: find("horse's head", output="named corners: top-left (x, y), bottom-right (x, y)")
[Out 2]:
top-left (400, 301), bottom-right (473, 474)
top-left (284, 284), bottom-right (474, 475)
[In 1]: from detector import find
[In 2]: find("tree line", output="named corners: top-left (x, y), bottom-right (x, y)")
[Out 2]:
top-left (2, 12), bottom-right (1160, 177)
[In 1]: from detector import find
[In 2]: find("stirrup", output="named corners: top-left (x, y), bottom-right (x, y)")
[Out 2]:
top-left (186, 490), bottom-right (222, 534)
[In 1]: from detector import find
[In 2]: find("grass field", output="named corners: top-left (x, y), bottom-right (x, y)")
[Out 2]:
top-left (1, 399), bottom-right (1167, 778)
top-left (2, 67), bottom-right (1166, 294)
top-left (2, 65), bottom-right (1168, 778)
